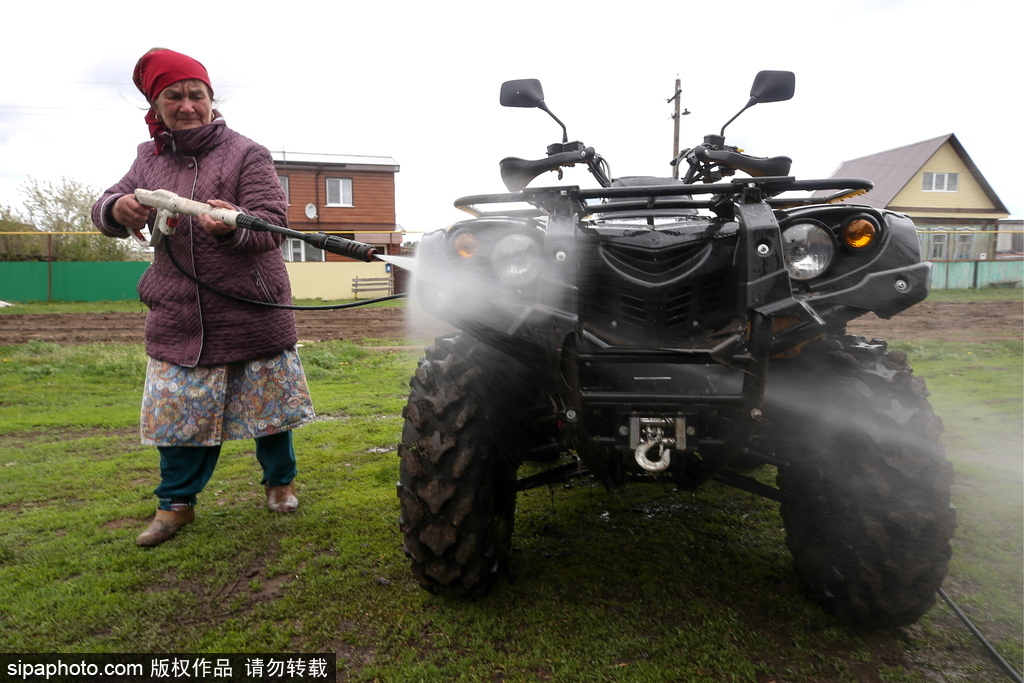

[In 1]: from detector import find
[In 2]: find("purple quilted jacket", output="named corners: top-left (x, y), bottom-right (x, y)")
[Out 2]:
top-left (92, 118), bottom-right (297, 367)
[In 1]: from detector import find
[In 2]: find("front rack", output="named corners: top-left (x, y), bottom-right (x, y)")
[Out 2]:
top-left (454, 177), bottom-right (874, 218)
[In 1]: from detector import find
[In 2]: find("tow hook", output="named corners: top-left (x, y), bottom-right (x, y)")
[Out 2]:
top-left (631, 417), bottom-right (686, 472)
top-left (635, 436), bottom-right (674, 472)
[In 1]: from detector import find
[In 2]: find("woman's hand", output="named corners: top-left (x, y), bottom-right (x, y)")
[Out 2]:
top-left (199, 199), bottom-right (237, 236)
top-left (112, 194), bottom-right (151, 233)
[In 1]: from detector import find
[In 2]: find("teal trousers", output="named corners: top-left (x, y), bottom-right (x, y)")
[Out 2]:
top-left (153, 431), bottom-right (296, 510)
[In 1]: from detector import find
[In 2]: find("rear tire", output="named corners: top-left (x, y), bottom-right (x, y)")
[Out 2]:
top-left (770, 335), bottom-right (956, 627)
top-left (397, 334), bottom-right (527, 597)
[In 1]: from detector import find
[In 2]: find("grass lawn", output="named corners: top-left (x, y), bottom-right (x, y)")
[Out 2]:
top-left (0, 295), bottom-right (1020, 681)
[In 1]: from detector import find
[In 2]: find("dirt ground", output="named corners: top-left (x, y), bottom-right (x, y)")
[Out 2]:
top-left (0, 306), bottom-right (436, 347)
top-left (0, 299), bottom-right (1020, 346)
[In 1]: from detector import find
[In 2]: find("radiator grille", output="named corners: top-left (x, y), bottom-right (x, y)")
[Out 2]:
top-left (580, 238), bottom-right (736, 344)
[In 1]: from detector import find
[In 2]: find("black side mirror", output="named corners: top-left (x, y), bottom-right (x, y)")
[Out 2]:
top-left (500, 79), bottom-right (546, 108)
top-left (499, 79), bottom-right (568, 143)
top-left (749, 70), bottom-right (795, 104)
top-left (720, 70), bottom-right (796, 135)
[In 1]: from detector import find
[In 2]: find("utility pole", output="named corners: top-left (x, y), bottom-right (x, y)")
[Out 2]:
top-left (668, 76), bottom-right (690, 179)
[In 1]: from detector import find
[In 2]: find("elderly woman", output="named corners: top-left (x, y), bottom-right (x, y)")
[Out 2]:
top-left (92, 48), bottom-right (314, 547)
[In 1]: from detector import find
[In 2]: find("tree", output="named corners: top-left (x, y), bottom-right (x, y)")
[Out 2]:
top-left (0, 204), bottom-right (47, 261)
top-left (17, 178), bottom-right (146, 262)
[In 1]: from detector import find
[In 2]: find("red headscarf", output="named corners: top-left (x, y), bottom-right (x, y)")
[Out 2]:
top-left (133, 48), bottom-right (213, 153)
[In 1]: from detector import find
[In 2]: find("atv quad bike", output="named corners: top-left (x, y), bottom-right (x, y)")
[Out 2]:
top-left (397, 71), bottom-right (955, 628)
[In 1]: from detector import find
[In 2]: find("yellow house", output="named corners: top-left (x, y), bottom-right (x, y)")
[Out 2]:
top-left (823, 134), bottom-right (1009, 261)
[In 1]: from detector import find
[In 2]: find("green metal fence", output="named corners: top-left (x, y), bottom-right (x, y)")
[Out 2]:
top-left (929, 260), bottom-right (1024, 290)
top-left (0, 262), bottom-right (150, 302)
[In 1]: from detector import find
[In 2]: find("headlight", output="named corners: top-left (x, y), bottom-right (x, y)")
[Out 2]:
top-left (492, 233), bottom-right (542, 285)
top-left (782, 222), bottom-right (834, 280)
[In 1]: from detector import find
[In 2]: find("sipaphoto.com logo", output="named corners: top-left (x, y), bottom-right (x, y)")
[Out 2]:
top-left (6, 658), bottom-right (141, 680)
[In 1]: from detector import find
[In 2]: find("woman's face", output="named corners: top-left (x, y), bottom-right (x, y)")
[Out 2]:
top-left (153, 79), bottom-right (213, 131)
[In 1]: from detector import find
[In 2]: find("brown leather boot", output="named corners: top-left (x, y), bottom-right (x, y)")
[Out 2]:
top-left (265, 483), bottom-right (299, 513)
top-left (136, 507), bottom-right (195, 547)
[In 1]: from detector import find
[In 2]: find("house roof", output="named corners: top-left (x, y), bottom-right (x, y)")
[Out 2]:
top-left (271, 151), bottom-right (399, 172)
top-left (818, 133), bottom-right (1007, 213)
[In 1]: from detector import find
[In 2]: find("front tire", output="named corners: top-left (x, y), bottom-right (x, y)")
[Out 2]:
top-left (770, 335), bottom-right (956, 627)
top-left (397, 334), bottom-right (526, 597)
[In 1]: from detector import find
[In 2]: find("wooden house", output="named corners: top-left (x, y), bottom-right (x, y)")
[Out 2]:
top-left (271, 152), bottom-right (403, 261)
top-left (820, 134), bottom-right (1009, 262)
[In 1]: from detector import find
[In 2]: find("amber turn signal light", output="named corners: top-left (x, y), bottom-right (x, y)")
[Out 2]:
top-left (842, 217), bottom-right (877, 249)
top-left (454, 232), bottom-right (479, 258)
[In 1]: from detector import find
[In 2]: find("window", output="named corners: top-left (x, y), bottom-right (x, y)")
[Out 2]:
top-left (278, 175), bottom-right (290, 204)
top-left (953, 228), bottom-right (975, 260)
top-left (928, 231), bottom-right (948, 260)
top-left (922, 172), bottom-right (959, 192)
top-left (282, 238), bottom-right (325, 262)
top-left (326, 177), bottom-right (353, 207)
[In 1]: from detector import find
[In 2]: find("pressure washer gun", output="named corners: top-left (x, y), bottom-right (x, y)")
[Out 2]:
top-left (134, 188), bottom-right (379, 262)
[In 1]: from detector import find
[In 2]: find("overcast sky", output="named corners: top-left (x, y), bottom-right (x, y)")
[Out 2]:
top-left (2, 0), bottom-right (1019, 239)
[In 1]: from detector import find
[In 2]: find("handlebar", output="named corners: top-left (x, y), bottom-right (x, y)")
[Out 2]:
top-left (699, 148), bottom-right (793, 178)
top-left (499, 147), bottom-right (599, 192)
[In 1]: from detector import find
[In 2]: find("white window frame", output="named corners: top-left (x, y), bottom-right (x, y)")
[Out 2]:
top-left (953, 228), bottom-right (975, 260)
top-left (928, 231), bottom-right (949, 261)
top-left (281, 238), bottom-right (325, 262)
top-left (325, 177), bottom-right (353, 207)
top-left (278, 175), bottom-right (290, 204)
top-left (922, 172), bottom-right (959, 192)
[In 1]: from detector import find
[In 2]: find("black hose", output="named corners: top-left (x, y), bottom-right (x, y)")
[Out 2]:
top-left (161, 235), bottom-right (406, 310)
top-left (938, 587), bottom-right (1023, 683)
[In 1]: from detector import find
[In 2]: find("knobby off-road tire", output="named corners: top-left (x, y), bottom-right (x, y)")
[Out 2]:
top-left (769, 335), bottom-right (956, 628)
top-left (397, 334), bottom-right (531, 597)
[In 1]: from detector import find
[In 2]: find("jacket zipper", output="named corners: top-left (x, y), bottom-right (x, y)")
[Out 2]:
top-left (251, 269), bottom-right (274, 303)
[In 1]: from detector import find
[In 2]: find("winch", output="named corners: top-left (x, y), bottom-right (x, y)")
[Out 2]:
top-left (630, 416), bottom-right (686, 472)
